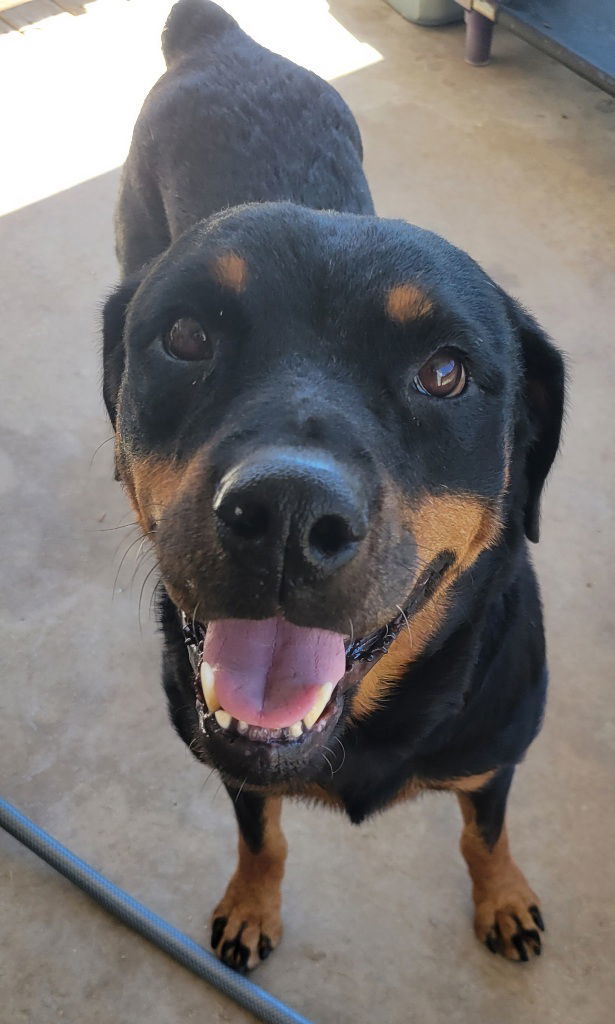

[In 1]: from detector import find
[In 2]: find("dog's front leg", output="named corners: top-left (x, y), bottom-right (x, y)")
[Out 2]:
top-left (458, 767), bottom-right (545, 961)
top-left (211, 790), bottom-right (287, 971)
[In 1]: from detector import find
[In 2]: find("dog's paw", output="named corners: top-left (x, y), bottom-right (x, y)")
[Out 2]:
top-left (210, 890), bottom-right (282, 972)
top-left (474, 889), bottom-right (544, 962)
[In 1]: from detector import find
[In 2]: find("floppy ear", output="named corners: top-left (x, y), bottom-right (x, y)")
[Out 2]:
top-left (101, 277), bottom-right (141, 428)
top-left (506, 297), bottom-right (566, 543)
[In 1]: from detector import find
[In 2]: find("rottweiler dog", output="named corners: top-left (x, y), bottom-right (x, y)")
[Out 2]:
top-left (102, 0), bottom-right (565, 971)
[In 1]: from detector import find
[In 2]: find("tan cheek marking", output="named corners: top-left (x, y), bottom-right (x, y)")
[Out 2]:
top-left (385, 283), bottom-right (433, 323)
top-left (409, 493), bottom-right (502, 574)
top-left (351, 492), bottom-right (502, 720)
top-left (115, 446), bottom-right (204, 534)
top-left (350, 596), bottom-right (451, 720)
top-left (214, 251), bottom-right (247, 293)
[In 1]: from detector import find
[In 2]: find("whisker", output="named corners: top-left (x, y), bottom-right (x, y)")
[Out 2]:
top-left (396, 604), bottom-right (413, 641)
top-left (321, 744), bottom-right (342, 776)
top-left (149, 578), bottom-right (163, 620)
top-left (88, 435), bottom-right (115, 471)
top-left (191, 602), bottom-right (201, 631)
top-left (138, 563), bottom-right (160, 635)
top-left (200, 767), bottom-right (217, 793)
top-left (333, 735), bottom-right (346, 772)
top-left (234, 775), bottom-right (249, 803)
top-left (128, 545), bottom-right (156, 593)
top-left (112, 532), bottom-right (148, 598)
top-left (96, 521), bottom-right (141, 533)
top-left (136, 536), bottom-right (149, 562)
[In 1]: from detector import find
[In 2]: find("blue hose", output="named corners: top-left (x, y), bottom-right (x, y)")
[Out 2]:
top-left (0, 797), bottom-right (313, 1024)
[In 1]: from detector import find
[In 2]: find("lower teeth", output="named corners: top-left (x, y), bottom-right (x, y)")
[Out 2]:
top-left (212, 711), bottom-right (306, 742)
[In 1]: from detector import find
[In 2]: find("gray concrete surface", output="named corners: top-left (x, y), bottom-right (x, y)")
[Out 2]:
top-left (1, 1), bottom-right (614, 1022)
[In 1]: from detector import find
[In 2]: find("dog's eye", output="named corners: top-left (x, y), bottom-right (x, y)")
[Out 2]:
top-left (164, 318), bottom-right (213, 362)
top-left (414, 349), bottom-right (467, 398)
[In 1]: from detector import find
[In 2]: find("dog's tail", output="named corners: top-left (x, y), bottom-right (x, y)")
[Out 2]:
top-left (161, 0), bottom-right (239, 67)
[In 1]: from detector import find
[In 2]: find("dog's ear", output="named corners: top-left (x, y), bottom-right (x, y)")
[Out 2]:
top-left (101, 277), bottom-right (141, 427)
top-left (505, 295), bottom-right (566, 543)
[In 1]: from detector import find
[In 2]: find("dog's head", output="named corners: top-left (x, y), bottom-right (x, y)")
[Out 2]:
top-left (103, 203), bottom-right (564, 786)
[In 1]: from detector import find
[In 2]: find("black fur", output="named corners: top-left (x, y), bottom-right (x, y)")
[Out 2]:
top-left (225, 785), bottom-right (267, 856)
top-left (114, 0), bottom-right (372, 277)
top-left (102, 2), bottom-right (565, 873)
top-left (467, 766), bottom-right (514, 850)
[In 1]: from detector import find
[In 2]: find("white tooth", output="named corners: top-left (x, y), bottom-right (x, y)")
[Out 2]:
top-left (302, 683), bottom-right (334, 731)
top-left (237, 720), bottom-right (249, 734)
top-left (200, 662), bottom-right (220, 712)
top-left (214, 709), bottom-right (232, 730)
top-left (288, 721), bottom-right (303, 738)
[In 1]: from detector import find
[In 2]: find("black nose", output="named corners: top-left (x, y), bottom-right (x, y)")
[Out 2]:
top-left (213, 448), bottom-right (368, 576)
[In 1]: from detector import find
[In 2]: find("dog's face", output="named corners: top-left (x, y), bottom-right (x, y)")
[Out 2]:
top-left (103, 203), bottom-right (564, 787)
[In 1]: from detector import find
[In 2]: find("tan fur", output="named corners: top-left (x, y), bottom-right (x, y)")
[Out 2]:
top-left (368, 770), bottom-right (497, 810)
top-left (458, 793), bottom-right (542, 960)
top-left (385, 283), bottom-right (433, 323)
top-left (297, 784), bottom-right (345, 811)
top-left (115, 448), bottom-right (208, 534)
top-left (352, 492), bottom-right (501, 719)
top-left (214, 251), bottom-right (247, 293)
top-left (212, 797), bottom-right (287, 969)
top-left (446, 770), bottom-right (496, 793)
top-left (295, 771), bottom-right (495, 816)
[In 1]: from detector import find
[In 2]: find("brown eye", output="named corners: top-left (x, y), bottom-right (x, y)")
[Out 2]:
top-left (165, 317), bottom-right (213, 361)
top-left (414, 349), bottom-right (467, 398)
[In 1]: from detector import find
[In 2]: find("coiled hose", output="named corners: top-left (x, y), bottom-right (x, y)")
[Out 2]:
top-left (0, 797), bottom-right (313, 1024)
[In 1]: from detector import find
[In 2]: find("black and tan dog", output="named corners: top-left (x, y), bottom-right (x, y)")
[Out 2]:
top-left (102, 0), bottom-right (565, 971)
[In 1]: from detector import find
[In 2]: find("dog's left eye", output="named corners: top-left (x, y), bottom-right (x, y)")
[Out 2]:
top-left (414, 349), bottom-right (467, 398)
top-left (164, 317), bottom-right (213, 362)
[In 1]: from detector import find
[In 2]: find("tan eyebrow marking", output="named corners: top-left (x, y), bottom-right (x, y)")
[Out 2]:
top-left (385, 283), bottom-right (433, 323)
top-left (214, 252), bottom-right (248, 293)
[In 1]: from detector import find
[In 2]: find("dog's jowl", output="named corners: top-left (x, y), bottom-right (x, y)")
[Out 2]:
top-left (103, 0), bottom-right (565, 970)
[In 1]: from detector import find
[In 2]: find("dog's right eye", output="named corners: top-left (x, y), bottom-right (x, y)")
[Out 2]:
top-left (164, 317), bottom-right (213, 362)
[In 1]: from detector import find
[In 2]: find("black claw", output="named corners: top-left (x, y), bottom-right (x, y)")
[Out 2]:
top-left (220, 938), bottom-right (236, 963)
top-left (512, 934), bottom-right (530, 962)
top-left (259, 935), bottom-right (273, 960)
top-left (485, 932), bottom-right (499, 954)
top-left (236, 942), bottom-right (250, 971)
top-left (211, 916), bottom-right (227, 950)
top-left (529, 905), bottom-right (545, 932)
top-left (524, 929), bottom-right (541, 956)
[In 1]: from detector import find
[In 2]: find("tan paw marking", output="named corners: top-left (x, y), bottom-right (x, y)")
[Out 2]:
top-left (210, 884), bottom-right (282, 972)
top-left (211, 796), bottom-right (286, 972)
top-left (459, 795), bottom-right (545, 963)
top-left (474, 885), bottom-right (544, 962)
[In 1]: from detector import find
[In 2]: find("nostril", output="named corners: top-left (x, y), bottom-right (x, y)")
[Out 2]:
top-left (309, 514), bottom-right (355, 559)
top-left (217, 497), bottom-right (270, 541)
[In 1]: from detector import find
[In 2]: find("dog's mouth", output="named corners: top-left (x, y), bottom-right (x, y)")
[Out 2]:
top-left (180, 551), bottom-right (454, 753)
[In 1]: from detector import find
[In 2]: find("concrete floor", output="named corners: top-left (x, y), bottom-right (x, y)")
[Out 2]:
top-left (1, 1), bottom-right (614, 1022)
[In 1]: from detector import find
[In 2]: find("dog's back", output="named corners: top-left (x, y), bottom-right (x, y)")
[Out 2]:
top-left (116, 0), bottom-right (374, 276)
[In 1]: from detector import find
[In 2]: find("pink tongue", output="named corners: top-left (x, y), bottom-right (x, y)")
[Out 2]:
top-left (202, 617), bottom-right (346, 729)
